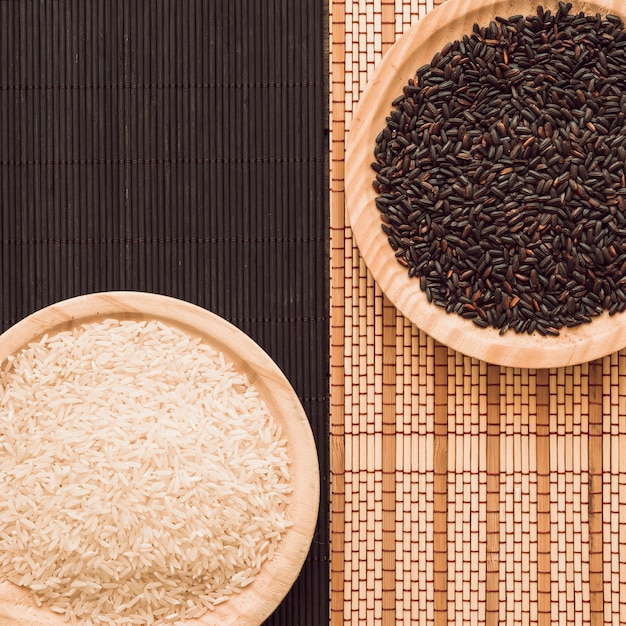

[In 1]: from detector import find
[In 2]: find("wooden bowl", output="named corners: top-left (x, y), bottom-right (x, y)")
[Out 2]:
top-left (345, 0), bottom-right (626, 369)
top-left (0, 291), bottom-right (319, 626)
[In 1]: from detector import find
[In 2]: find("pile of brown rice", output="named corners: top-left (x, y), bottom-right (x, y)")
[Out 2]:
top-left (0, 318), bottom-right (292, 625)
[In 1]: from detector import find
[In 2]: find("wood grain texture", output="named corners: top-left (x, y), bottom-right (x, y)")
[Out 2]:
top-left (344, 0), bottom-right (626, 368)
top-left (0, 292), bottom-right (320, 626)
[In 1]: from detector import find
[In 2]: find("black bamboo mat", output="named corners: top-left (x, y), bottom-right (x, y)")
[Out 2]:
top-left (0, 1), bottom-right (328, 624)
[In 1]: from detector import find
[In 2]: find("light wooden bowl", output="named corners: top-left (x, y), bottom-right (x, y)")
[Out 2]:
top-left (345, 0), bottom-right (626, 369)
top-left (0, 291), bottom-right (319, 626)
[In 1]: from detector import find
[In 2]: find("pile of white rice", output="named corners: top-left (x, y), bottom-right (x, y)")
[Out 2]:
top-left (0, 318), bottom-right (292, 625)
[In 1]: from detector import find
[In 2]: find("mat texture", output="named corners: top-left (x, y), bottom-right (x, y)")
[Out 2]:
top-left (0, 2), bottom-right (328, 625)
top-left (330, 1), bottom-right (626, 625)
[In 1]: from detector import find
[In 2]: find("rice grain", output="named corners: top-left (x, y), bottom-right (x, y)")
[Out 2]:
top-left (0, 318), bottom-right (292, 625)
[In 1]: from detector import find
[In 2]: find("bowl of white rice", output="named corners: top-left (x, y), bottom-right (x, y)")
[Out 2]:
top-left (0, 291), bottom-right (319, 626)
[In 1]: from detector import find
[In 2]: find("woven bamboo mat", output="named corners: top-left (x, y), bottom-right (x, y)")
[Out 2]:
top-left (0, 2), bottom-right (328, 624)
top-left (329, 1), bottom-right (626, 625)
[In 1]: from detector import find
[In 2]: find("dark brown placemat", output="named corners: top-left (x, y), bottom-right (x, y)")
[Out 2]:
top-left (0, 1), bottom-right (328, 624)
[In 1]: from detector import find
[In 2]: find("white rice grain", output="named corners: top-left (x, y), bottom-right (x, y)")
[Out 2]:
top-left (0, 318), bottom-right (292, 625)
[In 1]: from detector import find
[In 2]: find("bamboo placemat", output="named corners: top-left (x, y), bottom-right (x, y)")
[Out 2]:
top-left (0, 2), bottom-right (328, 624)
top-left (329, 1), bottom-right (626, 625)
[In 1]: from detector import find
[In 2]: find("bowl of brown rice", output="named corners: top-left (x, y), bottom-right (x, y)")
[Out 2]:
top-left (346, 0), bottom-right (626, 368)
top-left (0, 291), bottom-right (319, 626)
